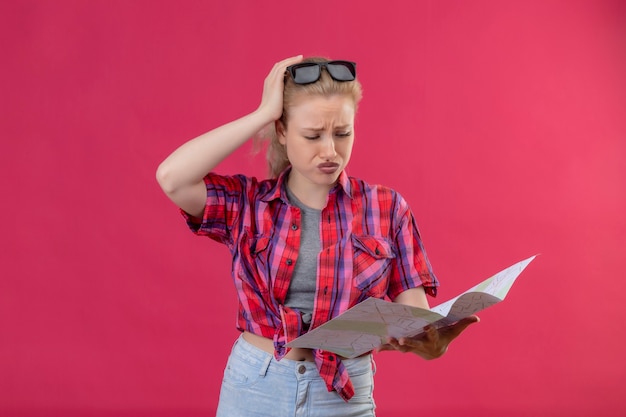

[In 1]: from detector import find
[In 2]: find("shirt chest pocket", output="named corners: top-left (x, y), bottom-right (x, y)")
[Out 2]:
top-left (351, 235), bottom-right (396, 298)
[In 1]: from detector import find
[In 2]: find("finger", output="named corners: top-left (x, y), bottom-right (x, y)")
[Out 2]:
top-left (387, 337), bottom-right (400, 348)
top-left (425, 325), bottom-right (440, 343)
top-left (405, 326), bottom-right (438, 345)
top-left (376, 343), bottom-right (394, 352)
top-left (264, 56), bottom-right (304, 95)
top-left (385, 337), bottom-right (412, 353)
top-left (452, 315), bottom-right (480, 333)
top-left (440, 315), bottom-right (480, 341)
top-left (279, 54), bottom-right (304, 65)
top-left (398, 335), bottom-right (430, 351)
top-left (462, 315), bottom-right (480, 324)
top-left (270, 55), bottom-right (304, 75)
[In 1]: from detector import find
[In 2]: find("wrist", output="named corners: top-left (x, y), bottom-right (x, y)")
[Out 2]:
top-left (253, 103), bottom-right (282, 125)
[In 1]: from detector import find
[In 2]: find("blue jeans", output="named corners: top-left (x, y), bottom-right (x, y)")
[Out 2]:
top-left (216, 334), bottom-right (376, 417)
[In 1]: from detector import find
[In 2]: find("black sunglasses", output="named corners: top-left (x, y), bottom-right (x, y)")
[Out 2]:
top-left (286, 60), bottom-right (357, 84)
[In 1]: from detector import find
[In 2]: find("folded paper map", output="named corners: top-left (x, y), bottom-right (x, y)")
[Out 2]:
top-left (286, 255), bottom-right (536, 358)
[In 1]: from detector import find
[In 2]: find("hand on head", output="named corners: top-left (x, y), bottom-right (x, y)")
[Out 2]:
top-left (257, 55), bottom-right (304, 122)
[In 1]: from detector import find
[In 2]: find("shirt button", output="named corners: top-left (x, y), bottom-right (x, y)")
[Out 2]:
top-left (291, 224), bottom-right (298, 230)
top-left (286, 259), bottom-right (293, 266)
top-left (328, 355), bottom-right (335, 361)
top-left (298, 365), bottom-right (306, 374)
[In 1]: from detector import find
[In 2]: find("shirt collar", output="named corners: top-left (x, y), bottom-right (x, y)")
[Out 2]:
top-left (335, 170), bottom-right (352, 198)
top-left (260, 166), bottom-right (353, 203)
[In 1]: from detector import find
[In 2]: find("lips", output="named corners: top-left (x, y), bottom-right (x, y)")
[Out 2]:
top-left (317, 162), bottom-right (340, 174)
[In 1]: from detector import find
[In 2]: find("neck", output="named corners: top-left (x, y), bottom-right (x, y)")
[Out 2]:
top-left (286, 177), bottom-right (333, 210)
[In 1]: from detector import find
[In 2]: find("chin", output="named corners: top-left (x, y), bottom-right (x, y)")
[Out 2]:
top-left (324, 176), bottom-right (341, 187)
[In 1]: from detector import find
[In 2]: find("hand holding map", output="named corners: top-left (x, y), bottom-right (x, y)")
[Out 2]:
top-left (286, 255), bottom-right (536, 358)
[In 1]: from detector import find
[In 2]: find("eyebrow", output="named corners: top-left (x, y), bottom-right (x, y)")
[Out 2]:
top-left (302, 125), bottom-right (352, 131)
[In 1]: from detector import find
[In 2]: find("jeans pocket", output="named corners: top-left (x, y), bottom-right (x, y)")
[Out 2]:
top-left (222, 350), bottom-right (265, 388)
top-left (344, 356), bottom-right (376, 405)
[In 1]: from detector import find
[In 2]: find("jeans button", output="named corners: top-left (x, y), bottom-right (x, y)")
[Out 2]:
top-left (298, 365), bottom-right (306, 374)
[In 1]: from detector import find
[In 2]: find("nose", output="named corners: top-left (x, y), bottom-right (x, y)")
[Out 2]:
top-left (319, 135), bottom-right (337, 160)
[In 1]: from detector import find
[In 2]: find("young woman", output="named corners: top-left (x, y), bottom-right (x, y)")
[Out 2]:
top-left (156, 55), bottom-right (478, 416)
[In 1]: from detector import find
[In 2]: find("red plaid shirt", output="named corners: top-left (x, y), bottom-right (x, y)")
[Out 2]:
top-left (182, 168), bottom-right (438, 401)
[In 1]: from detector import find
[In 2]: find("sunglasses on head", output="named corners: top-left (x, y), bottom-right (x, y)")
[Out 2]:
top-left (286, 60), bottom-right (357, 84)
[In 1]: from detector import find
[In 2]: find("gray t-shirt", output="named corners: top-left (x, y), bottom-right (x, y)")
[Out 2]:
top-left (283, 186), bottom-right (321, 327)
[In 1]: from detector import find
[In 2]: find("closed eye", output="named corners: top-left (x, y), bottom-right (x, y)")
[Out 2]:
top-left (335, 131), bottom-right (352, 137)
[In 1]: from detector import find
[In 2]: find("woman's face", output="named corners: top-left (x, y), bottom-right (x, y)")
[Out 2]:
top-left (279, 94), bottom-right (355, 194)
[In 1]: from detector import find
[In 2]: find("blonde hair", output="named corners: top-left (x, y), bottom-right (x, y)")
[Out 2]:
top-left (255, 57), bottom-right (363, 178)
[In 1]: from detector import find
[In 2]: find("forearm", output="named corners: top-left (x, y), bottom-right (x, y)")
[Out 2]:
top-left (156, 109), bottom-right (272, 194)
top-left (392, 286), bottom-right (430, 309)
top-left (155, 55), bottom-right (302, 217)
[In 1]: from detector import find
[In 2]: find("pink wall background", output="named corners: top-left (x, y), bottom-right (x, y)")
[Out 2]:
top-left (1, 1), bottom-right (625, 416)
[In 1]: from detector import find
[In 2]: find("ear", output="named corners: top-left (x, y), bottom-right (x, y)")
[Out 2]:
top-left (276, 120), bottom-right (286, 145)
